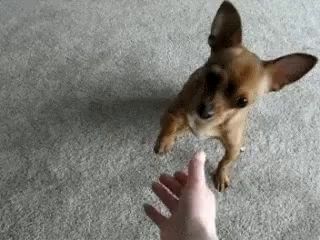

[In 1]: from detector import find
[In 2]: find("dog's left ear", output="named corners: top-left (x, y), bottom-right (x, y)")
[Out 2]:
top-left (263, 53), bottom-right (317, 91)
top-left (208, 1), bottom-right (242, 51)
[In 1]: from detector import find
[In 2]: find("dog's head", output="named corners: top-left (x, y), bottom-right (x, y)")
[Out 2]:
top-left (196, 1), bottom-right (317, 123)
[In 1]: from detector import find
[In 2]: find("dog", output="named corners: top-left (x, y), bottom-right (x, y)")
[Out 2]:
top-left (154, 1), bottom-right (317, 191)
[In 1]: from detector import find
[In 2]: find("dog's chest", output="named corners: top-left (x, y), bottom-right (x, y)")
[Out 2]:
top-left (187, 113), bottom-right (220, 139)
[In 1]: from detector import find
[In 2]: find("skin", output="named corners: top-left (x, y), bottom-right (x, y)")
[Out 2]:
top-left (154, 1), bottom-right (317, 192)
top-left (144, 152), bottom-right (218, 240)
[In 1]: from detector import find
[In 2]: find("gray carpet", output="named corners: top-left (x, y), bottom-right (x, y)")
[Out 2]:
top-left (0, 0), bottom-right (320, 239)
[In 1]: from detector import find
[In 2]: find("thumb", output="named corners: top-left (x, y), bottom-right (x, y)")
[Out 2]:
top-left (187, 151), bottom-right (207, 186)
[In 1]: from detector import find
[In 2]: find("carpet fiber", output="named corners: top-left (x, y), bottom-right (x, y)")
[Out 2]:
top-left (1, 0), bottom-right (320, 239)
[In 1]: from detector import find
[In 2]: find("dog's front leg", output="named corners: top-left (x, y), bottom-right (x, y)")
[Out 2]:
top-left (154, 111), bottom-right (187, 155)
top-left (213, 127), bottom-right (244, 191)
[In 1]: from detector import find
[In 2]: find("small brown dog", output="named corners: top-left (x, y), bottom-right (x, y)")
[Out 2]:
top-left (154, 1), bottom-right (317, 191)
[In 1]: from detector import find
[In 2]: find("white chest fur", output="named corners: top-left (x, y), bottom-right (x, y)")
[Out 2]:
top-left (187, 113), bottom-right (220, 139)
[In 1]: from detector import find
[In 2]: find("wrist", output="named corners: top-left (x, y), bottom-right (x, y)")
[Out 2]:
top-left (204, 230), bottom-right (219, 240)
top-left (202, 224), bottom-right (219, 240)
top-left (198, 221), bottom-right (218, 240)
top-left (184, 225), bottom-right (218, 240)
top-left (210, 233), bottom-right (219, 240)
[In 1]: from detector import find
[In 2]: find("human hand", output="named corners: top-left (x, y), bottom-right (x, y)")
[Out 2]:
top-left (144, 151), bottom-right (218, 240)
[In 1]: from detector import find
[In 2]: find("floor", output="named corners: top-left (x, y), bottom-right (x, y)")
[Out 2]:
top-left (0, 0), bottom-right (320, 239)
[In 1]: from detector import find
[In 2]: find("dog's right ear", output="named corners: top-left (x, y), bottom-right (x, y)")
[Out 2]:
top-left (208, 1), bottom-right (242, 51)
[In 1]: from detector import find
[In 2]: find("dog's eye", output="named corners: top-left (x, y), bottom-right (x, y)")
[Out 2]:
top-left (236, 96), bottom-right (248, 108)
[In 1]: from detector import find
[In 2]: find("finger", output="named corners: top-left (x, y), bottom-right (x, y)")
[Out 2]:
top-left (144, 204), bottom-right (167, 227)
top-left (188, 151), bottom-right (207, 186)
top-left (159, 174), bottom-right (183, 197)
top-left (174, 171), bottom-right (188, 186)
top-left (152, 182), bottom-right (178, 213)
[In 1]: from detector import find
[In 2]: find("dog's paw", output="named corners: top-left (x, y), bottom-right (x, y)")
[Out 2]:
top-left (154, 136), bottom-right (175, 155)
top-left (213, 169), bottom-right (230, 192)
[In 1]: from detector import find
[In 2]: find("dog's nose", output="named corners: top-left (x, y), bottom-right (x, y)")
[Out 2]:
top-left (197, 103), bottom-right (214, 119)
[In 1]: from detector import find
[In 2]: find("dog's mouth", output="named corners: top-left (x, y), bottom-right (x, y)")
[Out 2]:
top-left (196, 103), bottom-right (214, 119)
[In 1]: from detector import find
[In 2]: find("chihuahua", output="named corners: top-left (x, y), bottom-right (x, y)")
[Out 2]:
top-left (154, 1), bottom-right (317, 191)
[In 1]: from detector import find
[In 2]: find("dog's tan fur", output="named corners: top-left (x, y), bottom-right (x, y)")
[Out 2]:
top-left (154, 1), bottom-right (317, 191)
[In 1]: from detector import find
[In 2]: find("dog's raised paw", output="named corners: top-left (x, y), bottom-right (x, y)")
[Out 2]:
top-left (154, 136), bottom-right (175, 155)
top-left (213, 169), bottom-right (230, 192)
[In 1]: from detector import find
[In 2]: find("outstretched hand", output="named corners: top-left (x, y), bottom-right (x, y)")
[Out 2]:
top-left (144, 151), bottom-right (218, 240)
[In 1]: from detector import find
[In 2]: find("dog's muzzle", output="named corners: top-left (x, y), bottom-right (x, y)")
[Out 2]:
top-left (197, 103), bottom-right (214, 119)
